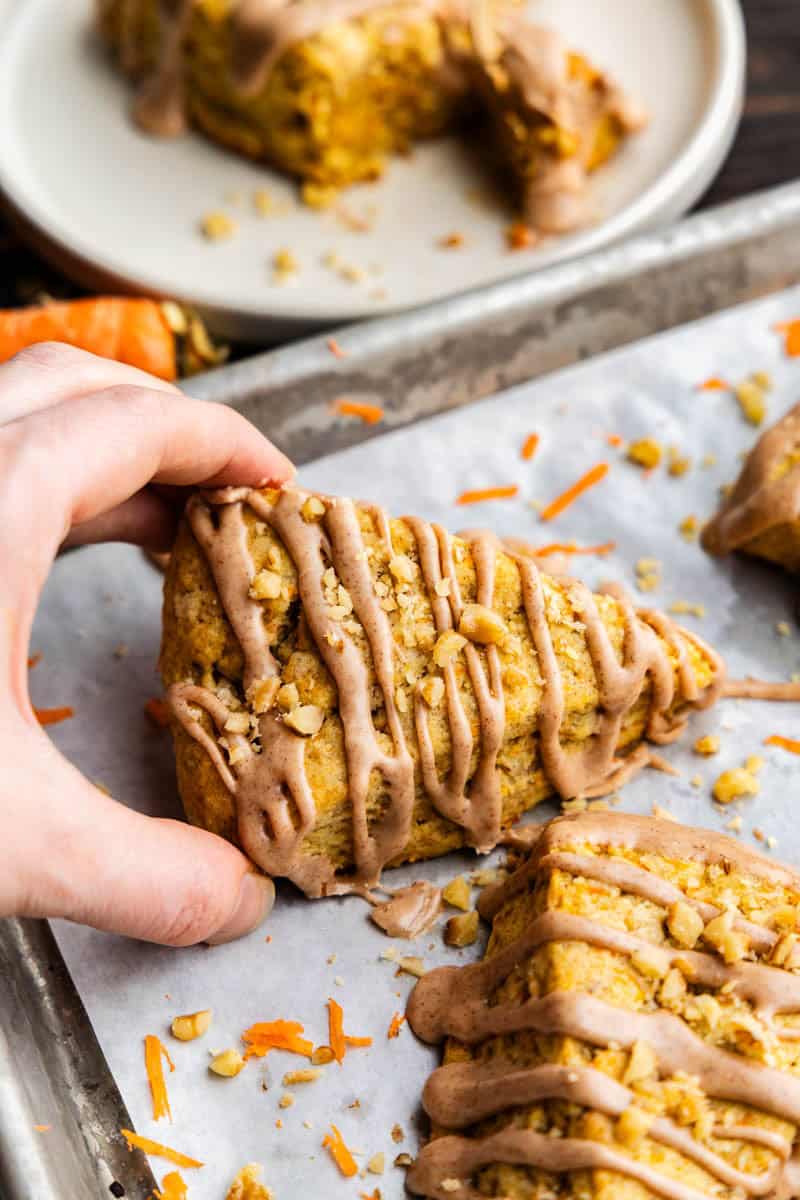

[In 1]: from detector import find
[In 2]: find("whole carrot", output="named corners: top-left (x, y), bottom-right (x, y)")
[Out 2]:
top-left (0, 298), bottom-right (177, 381)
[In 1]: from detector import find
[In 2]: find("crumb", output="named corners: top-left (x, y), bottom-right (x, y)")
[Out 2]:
top-left (444, 911), bottom-right (479, 947)
top-left (442, 876), bottom-right (471, 911)
top-left (340, 263), bottom-right (365, 283)
top-left (275, 1119), bottom-right (283, 1129)
top-left (690, 774), bottom-right (703, 788)
top-left (278, 1093), bottom-right (295, 1109)
top-left (283, 1069), bottom-right (322, 1085)
top-left (745, 754), bottom-right (765, 774)
top-left (753, 827), bottom-right (765, 842)
top-left (171, 1009), bottom-right (212, 1041)
top-left (506, 221), bottom-right (537, 250)
top-left (679, 515), bottom-right (699, 541)
top-left (395, 956), bottom-right (426, 978)
top-left (200, 211), bottom-right (236, 241)
top-left (439, 232), bottom-right (465, 249)
top-left (334, 975), bottom-right (345, 987)
top-left (667, 447), bottom-right (691, 476)
top-left (301, 181), bottom-right (339, 209)
top-left (471, 867), bottom-right (507, 887)
top-left (701, 453), bottom-right (717, 468)
top-left (113, 643), bottom-right (129, 659)
top-left (627, 438), bottom-right (662, 469)
top-left (767, 835), bottom-right (778, 850)
top-left (735, 375), bottom-right (770, 426)
top-left (651, 803), bottom-right (677, 821)
top-left (391, 1125), bottom-right (404, 1144)
top-left (327, 953), bottom-right (337, 965)
top-left (777, 621), bottom-right (792, 637)
top-left (303, 1120), bottom-right (313, 1129)
top-left (668, 601), bottom-right (705, 618)
top-left (713, 766), bottom-right (760, 805)
top-left (725, 814), bottom-right (743, 833)
top-left (311, 1046), bottom-right (335, 1065)
top-left (367, 1153), bottom-right (385, 1175)
top-left (272, 248), bottom-right (299, 283)
top-left (694, 735), bottom-right (720, 756)
top-left (440, 1181), bottom-right (462, 1193)
top-left (394, 1153), bottom-right (413, 1168)
top-left (209, 1049), bottom-right (245, 1077)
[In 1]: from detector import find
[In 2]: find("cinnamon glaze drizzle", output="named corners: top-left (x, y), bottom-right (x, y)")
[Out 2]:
top-left (168, 488), bottom-right (722, 899)
top-left (407, 812), bottom-right (800, 1200)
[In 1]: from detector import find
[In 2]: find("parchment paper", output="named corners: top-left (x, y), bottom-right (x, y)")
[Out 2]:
top-left (37, 285), bottom-right (800, 1200)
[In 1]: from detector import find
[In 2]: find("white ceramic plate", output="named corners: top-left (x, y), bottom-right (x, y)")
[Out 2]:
top-left (0, 0), bottom-right (745, 339)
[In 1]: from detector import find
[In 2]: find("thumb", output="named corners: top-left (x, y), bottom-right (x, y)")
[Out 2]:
top-left (12, 744), bottom-right (274, 946)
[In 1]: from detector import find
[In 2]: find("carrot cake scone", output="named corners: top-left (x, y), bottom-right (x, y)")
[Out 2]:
top-left (96, 0), bottom-right (645, 233)
top-left (703, 402), bottom-right (800, 573)
top-left (407, 810), bottom-right (800, 1199)
top-left (160, 486), bottom-right (724, 897)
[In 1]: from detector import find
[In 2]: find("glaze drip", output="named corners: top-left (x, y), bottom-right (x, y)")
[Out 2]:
top-left (407, 812), bottom-right (800, 1200)
top-left (167, 489), bottom-right (721, 897)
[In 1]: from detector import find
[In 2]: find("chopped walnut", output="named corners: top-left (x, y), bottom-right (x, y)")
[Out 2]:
top-left (435, 578), bottom-right (452, 597)
top-left (171, 1009), bottom-right (212, 1042)
top-left (250, 570), bottom-right (282, 600)
top-left (389, 554), bottom-right (416, 583)
top-left (627, 438), bottom-right (662, 469)
top-left (703, 910), bottom-right (750, 963)
top-left (419, 675), bottom-right (445, 708)
top-left (444, 911), bottom-right (479, 947)
top-left (396, 956), bottom-right (426, 978)
top-left (615, 1105), bottom-right (653, 1149)
top-left (631, 946), bottom-right (667, 979)
top-left (394, 1153), bottom-right (413, 1168)
top-left (284, 705), bottom-right (324, 737)
top-left (735, 378), bottom-right (768, 426)
top-left (248, 677), bottom-right (279, 715)
top-left (433, 631), bottom-right (467, 666)
top-left (667, 901), bottom-right (704, 948)
top-left (458, 603), bottom-right (508, 646)
top-left (713, 766), bottom-right (760, 804)
top-left (442, 876), bottom-right (471, 911)
top-left (391, 1125), bottom-right (405, 1144)
top-left (276, 683), bottom-right (300, 711)
top-left (622, 1039), bottom-right (657, 1085)
top-left (367, 1153), bottom-right (385, 1175)
top-left (225, 1163), bottom-right (273, 1200)
top-left (659, 967), bottom-right (687, 1009)
top-left (301, 495), bottom-right (326, 522)
top-left (225, 712), bottom-right (251, 735)
top-left (209, 1048), bottom-right (245, 1077)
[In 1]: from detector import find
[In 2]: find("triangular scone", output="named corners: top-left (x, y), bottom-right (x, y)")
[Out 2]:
top-left (160, 487), bottom-right (723, 898)
top-left (408, 811), bottom-right (800, 1200)
top-left (704, 403), bottom-right (800, 573)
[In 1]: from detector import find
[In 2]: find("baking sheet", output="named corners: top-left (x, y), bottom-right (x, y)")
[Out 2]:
top-left (37, 284), bottom-right (800, 1199)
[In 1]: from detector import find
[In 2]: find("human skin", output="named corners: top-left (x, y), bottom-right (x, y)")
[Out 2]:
top-left (0, 342), bottom-right (293, 946)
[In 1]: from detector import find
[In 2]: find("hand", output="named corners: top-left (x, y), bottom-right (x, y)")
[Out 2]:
top-left (0, 343), bottom-right (293, 945)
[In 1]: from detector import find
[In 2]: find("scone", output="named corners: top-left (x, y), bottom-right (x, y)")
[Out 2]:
top-left (96, 0), bottom-right (644, 231)
top-left (160, 485), bottom-right (724, 898)
top-left (408, 810), bottom-right (800, 1199)
top-left (703, 403), bottom-right (800, 573)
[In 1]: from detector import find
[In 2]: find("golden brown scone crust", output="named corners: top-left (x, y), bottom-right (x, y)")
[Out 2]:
top-left (160, 491), bottom-right (718, 879)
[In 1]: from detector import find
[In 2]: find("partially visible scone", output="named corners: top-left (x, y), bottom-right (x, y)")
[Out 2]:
top-left (703, 403), bottom-right (800, 572)
top-left (408, 810), bottom-right (800, 1199)
top-left (160, 486), bottom-right (723, 898)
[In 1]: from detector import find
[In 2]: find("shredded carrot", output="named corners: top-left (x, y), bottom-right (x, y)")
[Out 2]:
top-left (521, 433), bottom-right (539, 461)
top-left (344, 1035), bottom-right (373, 1048)
top-left (27, 653), bottom-right (42, 669)
top-left (154, 1171), bottom-right (188, 1200)
top-left (144, 1035), bottom-right (175, 1122)
top-left (327, 338), bottom-right (348, 359)
top-left (33, 1125), bottom-right (51, 1132)
top-left (606, 433), bottom-right (624, 447)
top-left (534, 541), bottom-right (616, 558)
top-left (540, 462), bottom-right (609, 522)
top-left (774, 320), bottom-right (800, 357)
top-left (241, 1020), bottom-right (314, 1060)
top-left (145, 697), bottom-right (172, 728)
top-left (697, 376), bottom-right (731, 391)
top-left (764, 734), bottom-right (800, 755)
top-left (456, 484), bottom-right (519, 505)
top-left (328, 998), bottom-right (345, 1064)
top-left (332, 398), bottom-right (384, 425)
top-left (120, 1131), bottom-right (203, 1168)
top-left (0, 298), bottom-right (177, 381)
top-left (387, 1012), bottom-right (405, 1039)
top-left (361, 1192), bottom-right (381, 1200)
top-left (322, 1124), bottom-right (358, 1178)
top-left (35, 706), bottom-right (74, 727)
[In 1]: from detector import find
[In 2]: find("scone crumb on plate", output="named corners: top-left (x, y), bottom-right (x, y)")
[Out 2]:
top-left (391, 1124), bottom-right (405, 1143)
top-left (725, 813), bottom-right (743, 833)
top-left (441, 876), bottom-right (470, 910)
top-left (225, 1162), bottom-right (273, 1200)
top-left (735, 374), bottom-right (771, 426)
top-left (678, 514), bottom-right (699, 540)
top-left (693, 734), bottom-right (720, 756)
top-left (395, 956), bottom-right (426, 978)
top-left (272, 248), bottom-right (299, 283)
top-left (394, 1153), bottom-right (413, 1168)
top-left (669, 600), bottom-right (705, 618)
top-left (199, 211), bottom-right (237, 241)
top-left (209, 1048), bottom-right (245, 1077)
top-left (667, 446), bottom-right (691, 476)
top-left (367, 1152), bottom-right (385, 1174)
top-left (283, 1069), bottom-right (322, 1085)
top-left (439, 232), bottom-right (465, 249)
top-left (776, 620), bottom-right (792, 636)
top-left (713, 765), bottom-right (761, 805)
top-left (443, 911), bottom-right (479, 947)
top-left (278, 1093), bottom-right (295, 1108)
top-left (627, 437), bottom-right (662, 469)
top-left (170, 1009), bottom-right (212, 1042)
top-left (505, 222), bottom-right (537, 250)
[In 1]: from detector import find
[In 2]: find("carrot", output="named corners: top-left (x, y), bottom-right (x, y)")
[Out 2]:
top-left (322, 1124), bottom-right (358, 1178)
top-left (0, 298), bottom-right (177, 381)
top-left (606, 433), bottom-right (624, 447)
top-left (120, 1131), bottom-right (203, 1168)
top-left (344, 1035), bottom-right (372, 1048)
top-left (145, 697), bottom-right (172, 728)
top-left (534, 541), bottom-right (616, 558)
top-left (144, 1035), bottom-right (175, 1122)
top-left (154, 1171), bottom-right (188, 1200)
top-left (328, 998), bottom-right (345, 1064)
top-left (241, 1020), bottom-right (314, 1060)
top-left (35, 706), bottom-right (74, 727)
top-left (697, 377), bottom-right (731, 391)
top-left (33, 1125), bottom-right (51, 1132)
top-left (387, 1012), bottom-right (405, 1039)
top-left (361, 1192), bottom-right (381, 1200)
top-left (332, 398), bottom-right (384, 425)
top-left (521, 433), bottom-right (539, 461)
top-left (774, 320), bottom-right (800, 357)
top-left (456, 485), bottom-right (519, 505)
top-left (27, 653), bottom-right (42, 669)
top-left (764, 734), bottom-right (800, 755)
top-left (540, 462), bottom-right (609, 522)
top-left (327, 338), bottom-right (348, 359)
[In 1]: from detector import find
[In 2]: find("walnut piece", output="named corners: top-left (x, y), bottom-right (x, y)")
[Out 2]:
top-left (170, 1009), bottom-right (212, 1042)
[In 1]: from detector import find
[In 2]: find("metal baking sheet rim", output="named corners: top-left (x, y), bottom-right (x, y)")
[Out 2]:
top-left (3, 178), bottom-right (800, 1200)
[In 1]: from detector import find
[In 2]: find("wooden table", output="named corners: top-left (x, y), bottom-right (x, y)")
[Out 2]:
top-left (2, 0), bottom-right (798, 317)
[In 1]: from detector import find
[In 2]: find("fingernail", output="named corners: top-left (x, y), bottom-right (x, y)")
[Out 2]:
top-left (206, 874), bottom-right (275, 945)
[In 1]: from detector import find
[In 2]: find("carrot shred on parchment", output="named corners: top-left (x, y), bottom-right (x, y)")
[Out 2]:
top-left (154, 1170), bottom-right (188, 1200)
top-left (764, 734), bottom-right (800, 755)
top-left (344, 1035), bottom-right (373, 1048)
top-left (322, 1124), bottom-right (358, 1177)
top-left (145, 697), bottom-right (172, 727)
top-left (534, 541), bottom-right (616, 558)
top-left (387, 1012), bottom-right (405, 1039)
top-left (120, 1131), bottom-right (203, 1168)
top-left (241, 1020), bottom-right (314, 1060)
top-left (521, 433), bottom-right (539, 461)
top-left (361, 1191), bottom-right (381, 1200)
top-left (697, 376), bottom-right (731, 391)
top-left (332, 398), bottom-right (384, 425)
top-left (27, 653), bottom-right (42, 669)
top-left (35, 706), bottom-right (74, 726)
top-left (328, 998), bottom-right (346, 1064)
top-left (456, 484), bottom-right (519, 505)
top-left (774, 320), bottom-right (800, 357)
top-left (144, 1035), bottom-right (175, 1122)
top-left (33, 1124), bottom-right (51, 1132)
top-left (327, 338), bottom-right (348, 359)
top-left (0, 298), bottom-right (177, 381)
top-left (539, 462), bottom-right (609, 522)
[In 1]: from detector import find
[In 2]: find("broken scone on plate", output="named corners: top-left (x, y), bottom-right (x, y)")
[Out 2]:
top-left (407, 809), bottom-right (800, 1200)
top-left (160, 487), bottom-right (724, 898)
